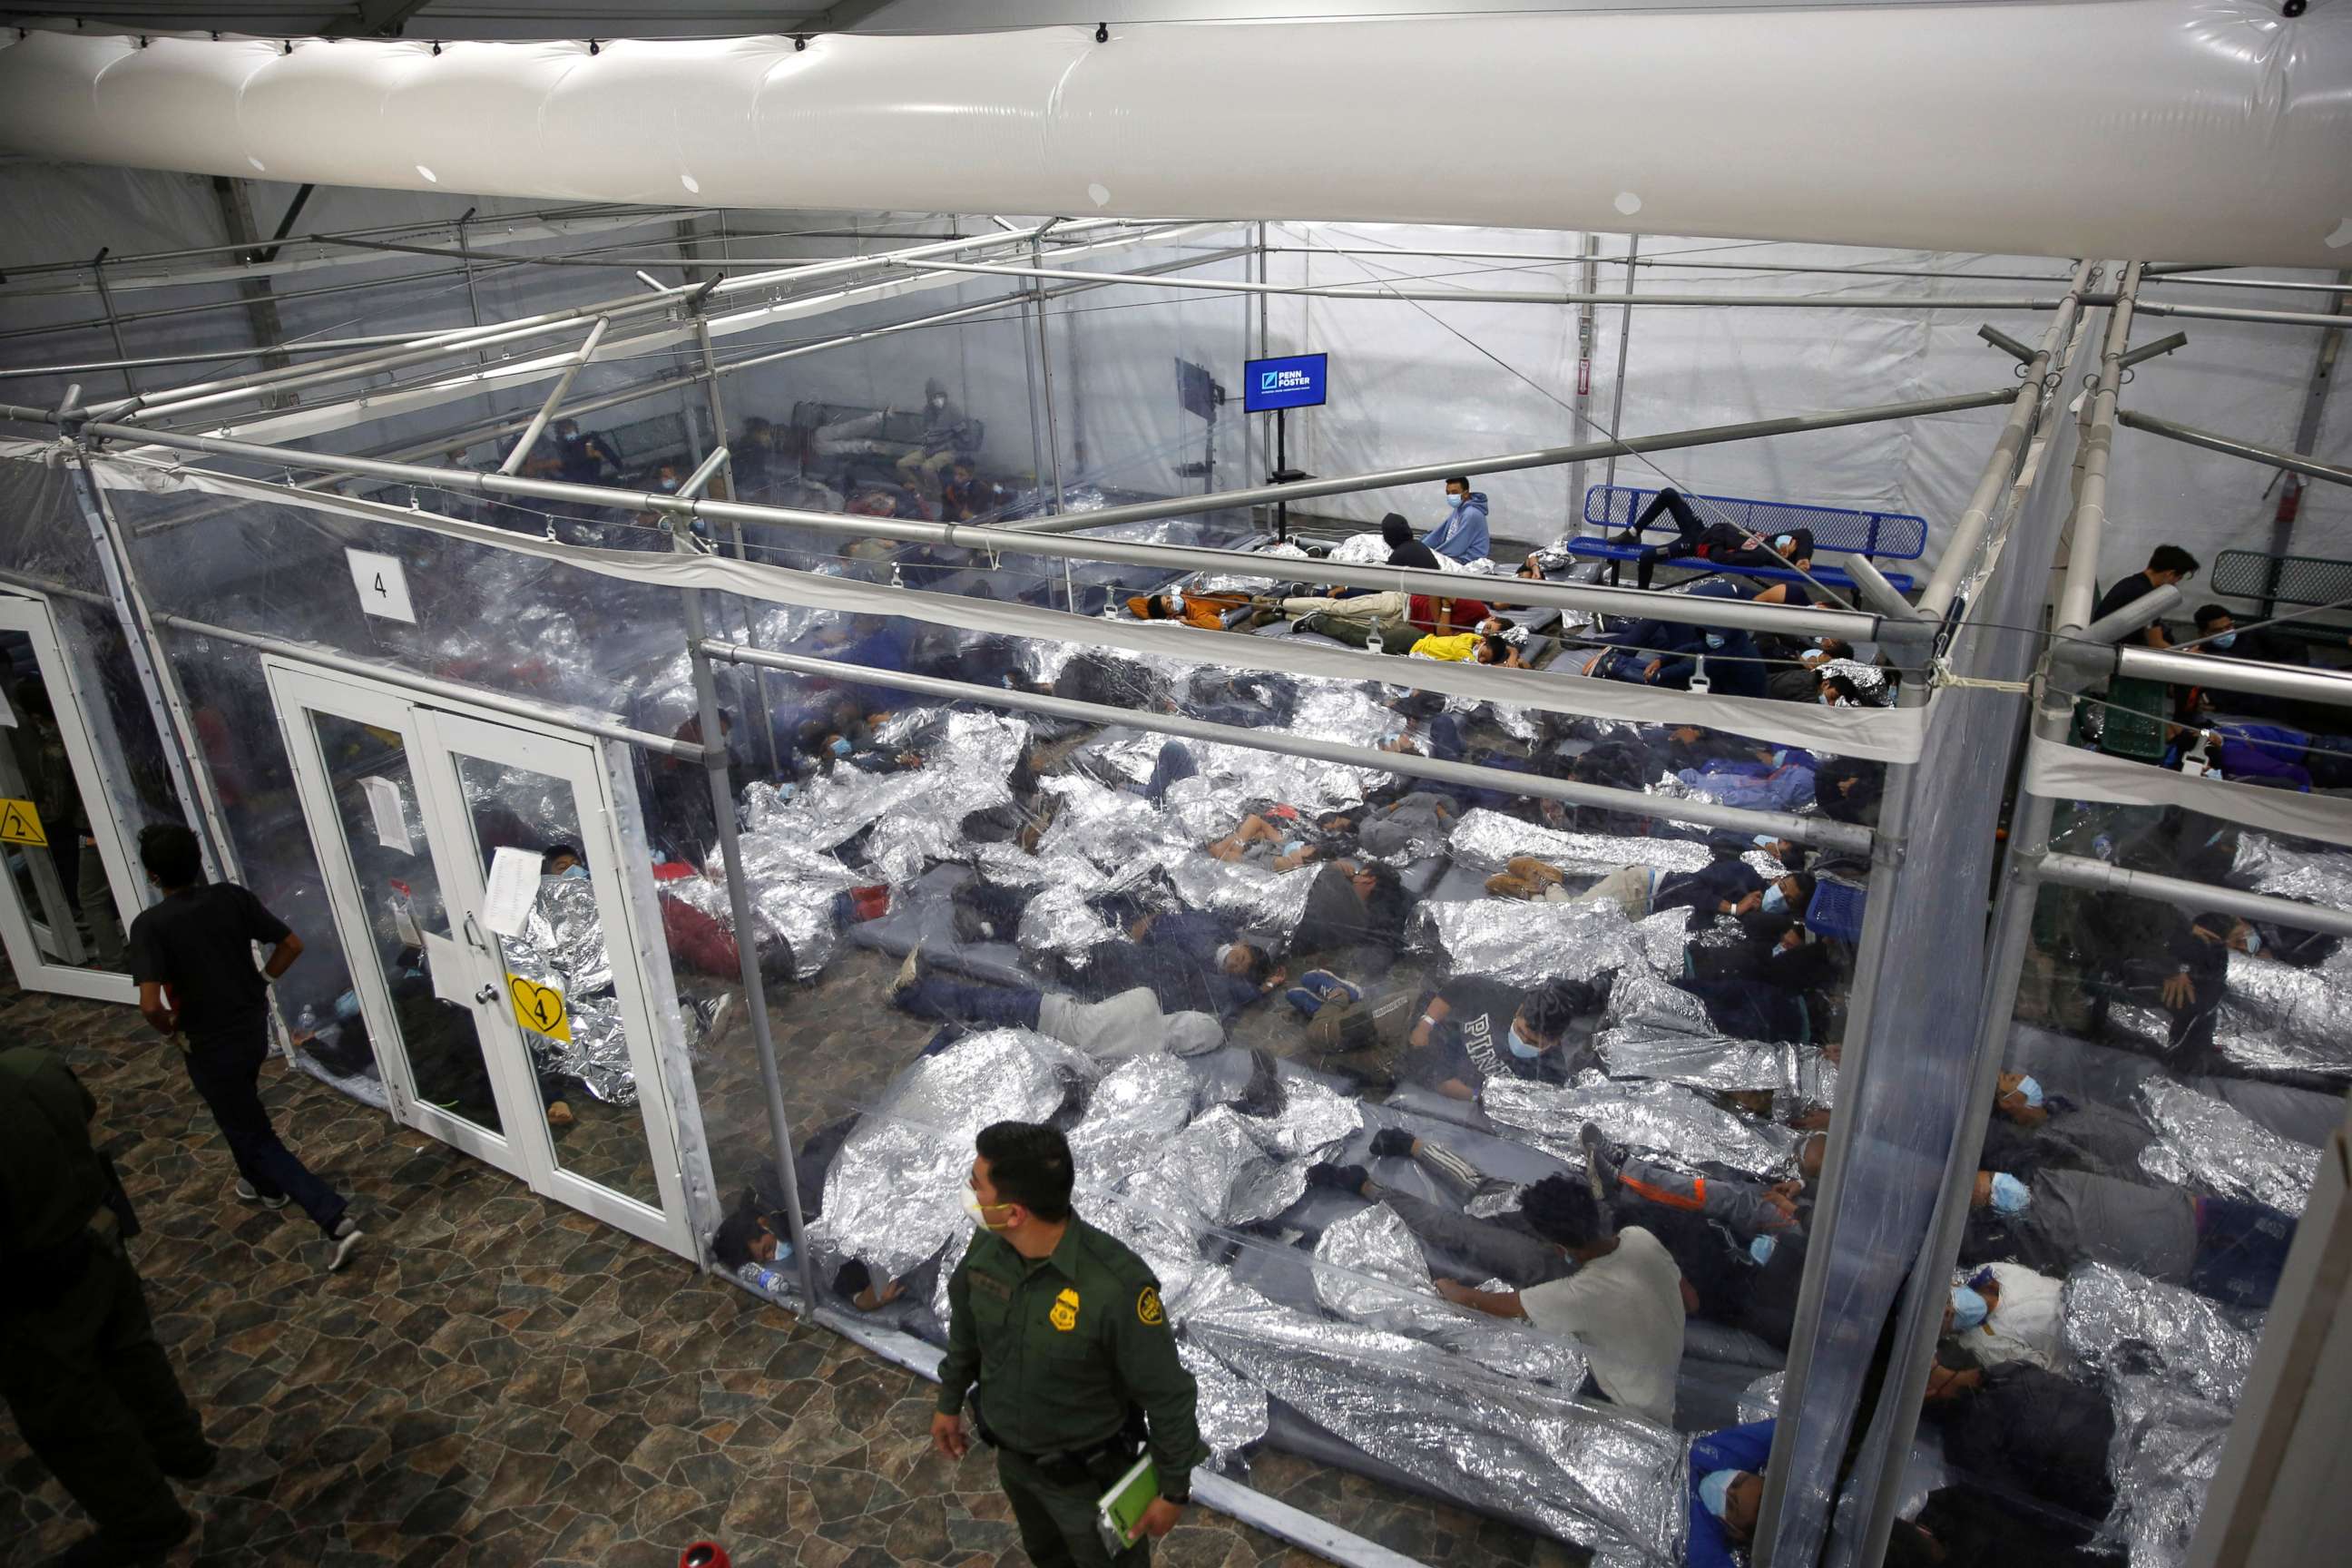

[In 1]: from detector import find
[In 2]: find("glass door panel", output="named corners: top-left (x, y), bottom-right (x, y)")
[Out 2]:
top-left (307, 711), bottom-right (505, 1141)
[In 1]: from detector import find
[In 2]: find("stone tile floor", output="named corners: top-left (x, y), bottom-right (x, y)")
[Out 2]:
top-left (0, 975), bottom-right (1576, 1568)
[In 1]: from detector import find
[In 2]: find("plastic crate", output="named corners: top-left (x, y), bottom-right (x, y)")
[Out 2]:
top-left (1805, 877), bottom-right (1868, 943)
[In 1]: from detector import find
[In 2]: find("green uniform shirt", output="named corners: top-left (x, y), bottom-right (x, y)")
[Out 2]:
top-left (937, 1214), bottom-right (1206, 1500)
top-left (0, 1044), bottom-right (106, 1256)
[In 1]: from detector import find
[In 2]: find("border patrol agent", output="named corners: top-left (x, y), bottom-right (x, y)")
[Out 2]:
top-left (932, 1121), bottom-right (1206, 1567)
top-left (1, 1044), bottom-right (214, 1566)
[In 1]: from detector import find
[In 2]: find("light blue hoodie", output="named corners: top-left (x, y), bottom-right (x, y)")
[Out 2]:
top-left (1426, 490), bottom-right (1490, 563)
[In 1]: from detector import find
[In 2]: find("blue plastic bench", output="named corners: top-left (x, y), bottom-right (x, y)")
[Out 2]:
top-left (1560, 485), bottom-right (1927, 593)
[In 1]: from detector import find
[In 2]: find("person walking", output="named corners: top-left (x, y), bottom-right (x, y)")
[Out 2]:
top-left (125, 824), bottom-right (362, 1271)
top-left (0, 1044), bottom-right (215, 1566)
top-left (931, 1122), bottom-right (1205, 1567)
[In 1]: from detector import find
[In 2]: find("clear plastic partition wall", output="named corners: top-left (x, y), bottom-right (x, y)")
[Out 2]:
top-left (7, 213), bottom-right (2346, 1568)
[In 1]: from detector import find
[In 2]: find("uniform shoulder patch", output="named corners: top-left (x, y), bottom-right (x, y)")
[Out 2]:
top-left (1136, 1286), bottom-right (1164, 1327)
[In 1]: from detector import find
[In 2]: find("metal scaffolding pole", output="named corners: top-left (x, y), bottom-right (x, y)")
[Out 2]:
top-left (60, 446), bottom-right (242, 891)
top-left (1602, 236), bottom-right (1639, 493)
top-left (89, 252), bottom-right (137, 398)
top-left (1815, 264), bottom-right (2150, 1568)
top-left (1009, 387), bottom-right (2015, 544)
top-left (902, 255), bottom-right (2074, 314)
top-left (699, 640), bottom-right (1876, 853)
top-left (2113, 408), bottom-right (2352, 492)
top-left (1569, 232), bottom-right (1600, 525)
top-left (668, 485), bottom-right (820, 1310)
top-left (495, 318), bottom-right (612, 475)
top-left (2059, 263), bottom-right (2146, 631)
top-left (687, 302), bottom-right (783, 780)
top-left (1915, 260), bottom-right (2102, 618)
top-left (364, 244), bottom-right (1254, 477)
top-left (3, 400), bottom-right (1948, 645)
top-left (1032, 238), bottom-right (1068, 515)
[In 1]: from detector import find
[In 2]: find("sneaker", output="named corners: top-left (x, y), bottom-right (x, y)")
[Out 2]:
top-left (233, 1179), bottom-right (290, 1210)
top-left (1367, 1128), bottom-right (1418, 1161)
top-left (1296, 970), bottom-right (1364, 1006)
top-left (1579, 1122), bottom-right (1622, 1200)
top-left (1282, 985), bottom-right (1327, 1019)
top-left (326, 1218), bottom-right (364, 1273)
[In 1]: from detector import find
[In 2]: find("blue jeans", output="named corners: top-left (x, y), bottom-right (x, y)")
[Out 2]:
top-left (896, 974), bottom-right (1043, 1032)
top-left (2188, 1196), bottom-right (2297, 1308)
top-left (182, 1027), bottom-right (347, 1236)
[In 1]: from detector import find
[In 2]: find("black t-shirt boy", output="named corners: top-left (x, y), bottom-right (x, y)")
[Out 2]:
top-left (128, 882), bottom-right (292, 1047)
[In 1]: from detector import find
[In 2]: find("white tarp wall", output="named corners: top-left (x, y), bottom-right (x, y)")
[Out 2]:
top-left (4, 162), bottom-right (2347, 595)
top-left (1259, 222), bottom-right (2352, 584)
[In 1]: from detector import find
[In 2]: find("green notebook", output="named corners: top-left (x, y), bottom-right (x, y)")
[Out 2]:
top-left (1094, 1452), bottom-right (1161, 1555)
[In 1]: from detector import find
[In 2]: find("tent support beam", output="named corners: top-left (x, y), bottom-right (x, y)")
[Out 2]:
top-left (3, 400), bottom-right (1938, 644)
top-left (697, 639), bottom-right (1876, 853)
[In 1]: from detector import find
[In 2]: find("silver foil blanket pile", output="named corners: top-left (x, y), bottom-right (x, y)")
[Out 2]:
top-left (2133, 1079), bottom-right (2318, 1216)
top-left (1184, 1293), bottom-right (1687, 1565)
top-left (2061, 1262), bottom-right (2264, 1406)
top-left (1599, 969), bottom-right (1835, 1105)
top-left (678, 828), bottom-right (867, 979)
top-left (744, 707), bottom-right (1033, 887)
top-left (501, 873), bottom-right (633, 1106)
top-left (1426, 899), bottom-right (1691, 990)
top-left (1081, 693), bottom-right (1403, 816)
top-left (2097, 1374), bottom-right (2236, 1568)
top-left (1005, 775), bottom-right (1323, 953)
top-left (1485, 1074), bottom-right (1799, 1179)
top-left (2108, 942), bottom-right (2352, 1083)
top-left (2228, 830), bottom-right (2352, 915)
top-left (1443, 809), bottom-right (1720, 878)
top-left (1312, 1204), bottom-right (1592, 1386)
top-left (809, 1028), bottom-right (1098, 1281)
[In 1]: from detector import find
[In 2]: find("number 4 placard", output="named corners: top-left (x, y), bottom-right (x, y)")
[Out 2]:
top-left (346, 548), bottom-right (417, 624)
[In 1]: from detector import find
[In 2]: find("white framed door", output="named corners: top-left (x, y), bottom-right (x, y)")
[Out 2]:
top-left (265, 660), bottom-right (697, 1259)
top-left (0, 592), bottom-right (151, 1004)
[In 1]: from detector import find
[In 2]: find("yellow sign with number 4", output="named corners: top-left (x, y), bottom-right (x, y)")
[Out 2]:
top-left (506, 974), bottom-right (572, 1044)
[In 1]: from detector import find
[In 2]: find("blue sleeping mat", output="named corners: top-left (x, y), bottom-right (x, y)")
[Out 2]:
top-left (846, 863), bottom-right (1037, 988)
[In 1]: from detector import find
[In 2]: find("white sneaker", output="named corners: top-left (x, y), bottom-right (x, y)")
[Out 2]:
top-left (326, 1218), bottom-right (365, 1273)
top-left (234, 1179), bottom-right (290, 1210)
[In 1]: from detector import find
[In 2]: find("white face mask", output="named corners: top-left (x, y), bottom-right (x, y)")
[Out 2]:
top-left (964, 1196), bottom-right (1014, 1231)
top-left (1214, 943), bottom-right (1236, 967)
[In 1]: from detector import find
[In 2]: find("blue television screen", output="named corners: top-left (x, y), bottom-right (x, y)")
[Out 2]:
top-left (1243, 352), bottom-right (1328, 413)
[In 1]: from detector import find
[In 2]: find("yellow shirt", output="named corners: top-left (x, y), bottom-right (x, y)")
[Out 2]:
top-left (1411, 632), bottom-right (1481, 662)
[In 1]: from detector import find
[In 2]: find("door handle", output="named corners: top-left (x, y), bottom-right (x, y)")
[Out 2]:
top-left (464, 913), bottom-right (488, 952)
top-left (475, 984), bottom-right (501, 1005)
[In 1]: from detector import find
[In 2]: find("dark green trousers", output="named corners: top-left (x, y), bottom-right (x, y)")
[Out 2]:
top-left (997, 1448), bottom-right (1151, 1568)
top-left (0, 1236), bottom-right (205, 1537)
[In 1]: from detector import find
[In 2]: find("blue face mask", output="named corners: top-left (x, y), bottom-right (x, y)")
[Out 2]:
top-left (2010, 1075), bottom-right (2043, 1110)
top-left (829, 737), bottom-right (853, 758)
top-left (1505, 1023), bottom-right (1543, 1061)
top-left (1753, 834), bottom-right (1778, 848)
top-left (2210, 632), bottom-right (2237, 650)
top-left (1761, 884), bottom-right (1788, 916)
top-left (1990, 1172), bottom-right (2031, 1215)
top-left (2241, 930), bottom-right (2262, 956)
top-left (1749, 1234), bottom-right (1777, 1266)
top-left (1703, 632), bottom-right (1726, 651)
top-left (559, 863), bottom-right (589, 882)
